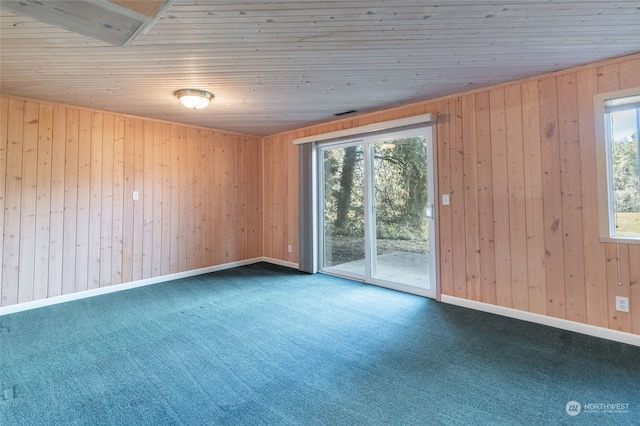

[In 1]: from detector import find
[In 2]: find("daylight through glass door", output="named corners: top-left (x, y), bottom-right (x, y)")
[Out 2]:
top-left (319, 127), bottom-right (436, 298)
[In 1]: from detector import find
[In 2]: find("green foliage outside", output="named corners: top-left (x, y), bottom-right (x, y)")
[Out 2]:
top-left (373, 138), bottom-right (429, 242)
top-left (615, 212), bottom-right (640, 237)
top-left (323, 145), bottom-right (365, 238)
top-left (323, 137), bottom-right (429, 262)
top-left (612, 132), bottom-right (639, 213)
top-left (612, 131), bottom-right (639, 237)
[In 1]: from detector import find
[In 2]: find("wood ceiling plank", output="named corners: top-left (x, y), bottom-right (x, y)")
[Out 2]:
top-left (1, 1), bottom-right (639, 135)
top-left (0, 0), bottom-right (175, 46)
top-left (0, 0), bottom-right (141, 45)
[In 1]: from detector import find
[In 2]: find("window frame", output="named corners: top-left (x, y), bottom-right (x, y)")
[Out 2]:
top-left (594, 87), bottom-right (640, 244)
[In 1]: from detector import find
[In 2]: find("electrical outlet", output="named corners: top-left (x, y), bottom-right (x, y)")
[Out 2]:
top-left (287, 244), bottom-right (292, 253)
top-left (615, 296), bottom-right (629, 313)
top-left (132, 191), bottom-right (139, 201)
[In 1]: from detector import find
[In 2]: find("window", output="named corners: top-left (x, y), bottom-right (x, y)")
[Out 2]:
top-left (595, 89), bottom-right (640, 241)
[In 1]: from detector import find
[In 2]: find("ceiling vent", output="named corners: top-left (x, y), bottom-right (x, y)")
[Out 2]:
top-left (334, 109), bottom-right (358, 117)
top-left (0, 0), bottom-right (175, 46)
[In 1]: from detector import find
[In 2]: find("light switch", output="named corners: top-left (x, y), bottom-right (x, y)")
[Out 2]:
top-left (442, 194), bottom-right (450, 205)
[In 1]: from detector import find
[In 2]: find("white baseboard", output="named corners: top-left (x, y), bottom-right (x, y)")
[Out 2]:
top-left (260, 257), bottom-right (299, 270)
top-left (4, 261), bottom-right (636, 347)
top-left (441, 295), bottom-right (640, 347)
top-left (0, 257), bottom-right (270, 316)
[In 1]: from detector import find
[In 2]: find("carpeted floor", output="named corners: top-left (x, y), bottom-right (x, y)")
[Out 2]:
top-left (1, 263), bottom-right (638, 425)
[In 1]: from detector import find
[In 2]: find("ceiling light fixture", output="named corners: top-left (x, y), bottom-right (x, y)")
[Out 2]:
top-left (174, 89), bottom-right (214, 109)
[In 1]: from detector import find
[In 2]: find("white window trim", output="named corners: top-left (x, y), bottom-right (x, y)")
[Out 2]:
top-left (593, 87), bottom-right (640, 245)
top-left (292, 113), bottom-right (436, 145)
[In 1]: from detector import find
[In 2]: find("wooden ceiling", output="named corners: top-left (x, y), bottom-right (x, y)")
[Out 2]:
top-left (0, 0), bottom-right (175, 46)
top-left (1, 1), bottom-right (640, 136)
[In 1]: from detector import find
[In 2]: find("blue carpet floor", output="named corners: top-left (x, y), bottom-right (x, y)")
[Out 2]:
top-left (1, 263), bottom-right (638, 425)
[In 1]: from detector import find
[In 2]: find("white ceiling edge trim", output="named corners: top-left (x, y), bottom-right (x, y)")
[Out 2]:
top-left (292, 113), bottom-right (437, 145)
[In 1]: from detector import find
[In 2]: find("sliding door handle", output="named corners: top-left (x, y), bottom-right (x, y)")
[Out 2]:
top-left (425, 204), bottom-right (434, 220)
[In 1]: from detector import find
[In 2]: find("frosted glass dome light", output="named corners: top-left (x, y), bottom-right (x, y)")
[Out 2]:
top-left (174, 89), bottom-right (213, 109)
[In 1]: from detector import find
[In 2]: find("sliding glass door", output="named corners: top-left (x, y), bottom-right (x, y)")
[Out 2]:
top-left (319, 127), bottom-right (436, 298)
top-left (321, 142), bottom-right (367, 275)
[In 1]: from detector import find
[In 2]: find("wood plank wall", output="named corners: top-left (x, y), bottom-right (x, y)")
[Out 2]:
top-left (0, 96), bottom-right (263, 307)
top-left (2, 54), bottom-right (639, 337)
top-left (262, 133), bottom-right (298, 263)
top-left (262, 53), bottom-right (640, 336)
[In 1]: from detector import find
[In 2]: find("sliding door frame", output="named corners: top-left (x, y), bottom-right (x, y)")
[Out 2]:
top-left (316, 126), bottom-right (439, 299)
top-left (296, 114), bottom-right (440, 299)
